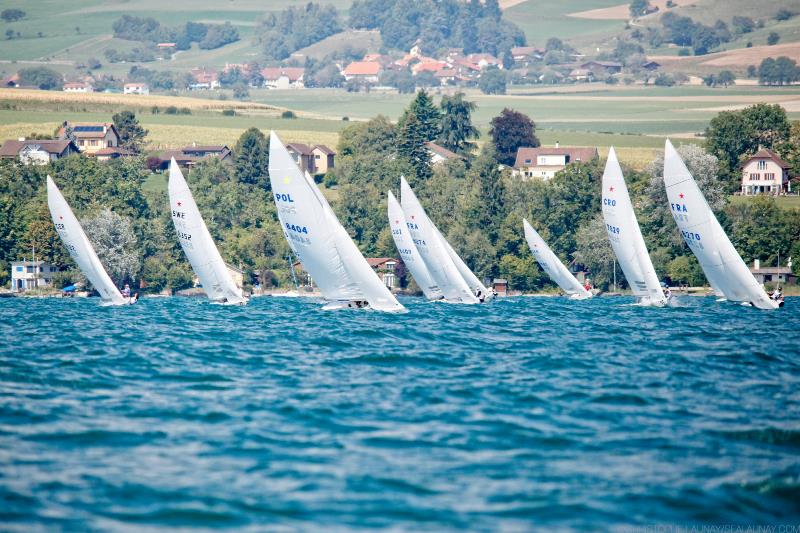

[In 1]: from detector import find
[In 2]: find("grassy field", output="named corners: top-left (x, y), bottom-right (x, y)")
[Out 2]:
top-left (2, 83), bottom-right (798, 168)
top-left (504, 0), bottom-right (625, 48)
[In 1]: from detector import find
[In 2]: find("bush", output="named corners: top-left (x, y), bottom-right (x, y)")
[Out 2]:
top-left (775, 9), bottom-right (793, 21)
top-left (767, 32), bottom-right (780, 45)
top-left (342, 116), bottom-right (349, 121)
top-left (1, 9), bottom-right (25, 22)
top-left (281, 110), bottom-right (296, 119)
top-left (164, 106), bottom-right (178, 114)
top-left (222, 109), bottom-right (235, 116)
top-left (653, 73), bottom-right (675, 86)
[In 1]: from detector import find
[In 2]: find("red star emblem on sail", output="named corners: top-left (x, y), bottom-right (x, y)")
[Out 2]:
top-left (177, 201), bottom-right (182, 206)
top-left (679, 193), bottom-right (684, 199)
top-left (59, 215), bottom-right (63, 219)
top-left (609, 186), bottom-right (614, 192)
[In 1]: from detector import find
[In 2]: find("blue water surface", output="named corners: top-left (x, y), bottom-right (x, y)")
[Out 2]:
top-left (0, 295), bottom-right (799, 531)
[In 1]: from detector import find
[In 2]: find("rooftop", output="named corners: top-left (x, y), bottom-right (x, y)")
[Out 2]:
top-left (342, 61), bottom-right (381, 76)
top-left (0, 139), bottom-right (77, 157)
top-left (514, 146), bottom-right (599, 168)
top-left (745, 148), bottom-right (790, 169)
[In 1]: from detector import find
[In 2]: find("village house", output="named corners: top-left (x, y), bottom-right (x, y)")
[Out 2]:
top-left (0, 138), bottom-right (80, 165)
top-left (412, 61), bottom-right (448, 75)
top-left (511, 46), bottom-right (544, 65)
top-left (93, 146), bottom-right (136, 162)
top-left (157, 144), bottom-right (232, 169)
top-left (466, 53), bottom-right (501, 70)
top-left (58, 122), bottom-right (120, 155)
top-left (580, 60), bottom-right (623, 75)
top-left (286, 143), bottom-right (335, 175)
top-left (740, 148), bottom-right (793, 195)
top-left (261, 67), bottom-right (305, 89)
top-left (189, 68), bottom-right (219, 90)
top-left (366, 258), bottom-right (404, 290)
top-left (425, 142), bottom-right (462, 166)
top-left (10, 260), bottom-right (59, 292)
top-left (568, 68), bottom-right (594, 82)
top-left (123, 82), bottom-right (150, 95)
top-left (750, 259), bottom-right (796, 285)
top-left (341, 61), bottom-right (381, 83)
top-left (63, 82), bottom-right (94, 93)
top-left (513, 144), bottom-right (599, 180)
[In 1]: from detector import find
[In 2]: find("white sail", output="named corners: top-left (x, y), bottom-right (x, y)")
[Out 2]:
top-left (663, 140), bottom-right (777, 310)
top-left (168, 159), bottom-right (246, 304)
top-left (268, 132), bottom-right (404, 312)
top-left (46, 176), bottom-right (127, 305)
top-left (388, 191), bottom-right (443, 300)
top-left (305, 171), bottom-right (405, 312)
top-left (399, 177), bottom-right (479, 304)
top-left (523, 218), bottom-right (592, 299)
top-left (432, 224), bottom-right (492, 300)
top-left (602, 147), bottom-right (667, 305)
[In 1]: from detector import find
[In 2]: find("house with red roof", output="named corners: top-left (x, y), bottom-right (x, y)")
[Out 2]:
top-left (189, 68), bottom-right (219, 90)
top-left (261, 67), bottom-right (305, 89)
top-left (286, 143), bottom-right (336, 175)
top-left (365, 257), bottom-right (404, 290)
top-left (63, 82), bottom-right (94, 93)
top-left (513, 144), bottom-right (598, 180)
top-left (741, 148), bottom-right (794, 195)
top-left (341, 61), bottom-right (381, 82)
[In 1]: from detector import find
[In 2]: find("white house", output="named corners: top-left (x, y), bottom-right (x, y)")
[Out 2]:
top-left (425, 142), bottom-right (462, 166)
top-left (63, 82), bottom-right (94, 93)
top-left (261, 67), bottom-right (305, 89)
top-left (513, 144), bottom-right (599, 180)
top-left (0, 138), bottom-right (80, 165)
top-left (741, 148), bottom-right (793, 195)
top-left (10, 261), bottom-right (59, 292)
top-left (123, 82), bottom-right (150, 95)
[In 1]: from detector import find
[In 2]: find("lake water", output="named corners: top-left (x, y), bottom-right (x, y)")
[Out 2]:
top-left (1, 295), bottom-right (798, 530)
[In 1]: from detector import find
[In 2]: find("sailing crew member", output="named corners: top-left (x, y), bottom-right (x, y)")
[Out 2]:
top-left (122, 284), bottom-right (131, 298)
top-left (771, 286), bottom-right (782, 301)
top-left (664, 287), bottom-right (672, 300)
top-left (475, 288), bottom-right (485, 303)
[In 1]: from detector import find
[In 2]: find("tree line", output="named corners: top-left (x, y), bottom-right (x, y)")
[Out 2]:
top-left (1, 99), bottom-right (798, 294)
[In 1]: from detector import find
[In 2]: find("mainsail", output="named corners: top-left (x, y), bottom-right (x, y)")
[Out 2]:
top-left (523, 218), bottom-right (592, 299)
top-left (663, 140), bottom-right (777, 310)
top-left (387, 190), bottom-right (443, 300)
top-left (46, 176), bottom-right (127, 305)
top-left (399, 176), bottom-right (479, 304)
top-left (168, 159), bottom-right (246, 304)
top-left (268, 131), bottom-right (405, 312)
top-left (602, 147), bottom-right (667, 305)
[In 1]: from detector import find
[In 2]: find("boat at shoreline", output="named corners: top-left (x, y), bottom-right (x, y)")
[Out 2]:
top-left (523, 218), bottom-right (592, 300)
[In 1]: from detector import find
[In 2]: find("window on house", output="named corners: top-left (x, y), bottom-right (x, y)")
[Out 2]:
top-left (757, 160), bottom-right (766, 170)
top-left (26, 266), bottom-right (33, 273)
top-left (90, 140), bottom-right (97, 146)
top-left (766, 173), bottom-right (774, 180)
top-left (524, 159), bottom-right (531, 164)
top-left (315, 154), bottom-right (320, 159)
top-left (79, 140), bottom-right (84, 146)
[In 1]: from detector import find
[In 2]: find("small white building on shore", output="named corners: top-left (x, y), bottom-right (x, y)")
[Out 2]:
top-left (10, 261), bottom-right (59, 292)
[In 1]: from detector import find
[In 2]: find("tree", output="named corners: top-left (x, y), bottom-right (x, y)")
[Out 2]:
top-left (629, 0), bottom-right (652, 18)
top-left (775, 9), bottom-right (794, 21)
top-left (462, 145), bottom-right (506, 241)
top-left (112, 110), bottom-right (148, 153)
top-left (667, 255), bottom-right (702, 286)
top-left (574, 214), bottom-right (615, 289)
top-left (758, 56), bottom-right (800, 85)
top-left (82, 209), bottom-right (140, 286)
top-left (398, 90), bottom-right (441, 143)
top-left (478, 66), bottom-right (507, 94)
top-left (397, 111), bottom-right (432, 182)
top-left (767, 32), bottom-right (780, 45)
top-left (489, 108), bottom-right (539, 166)
top-left (705, 103), bottom-right (791, 178)
top-left (234, 127), bottom-right (269, 188)
top-left (18, 67), bottom-right (62, 90)
top-left (691, 25), bottom-right (720, 55)
top-left (717, 70), bottom-right (735, 86)
top-left (0, 9), bottom-right (25, 22)
top-left (732, 16), bottom-right (754, 34)
top-left (438, 92), bottom-right (479, 157)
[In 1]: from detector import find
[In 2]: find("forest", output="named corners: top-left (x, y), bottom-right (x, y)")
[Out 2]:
top-left (1, 96), bottom-right (799, 294)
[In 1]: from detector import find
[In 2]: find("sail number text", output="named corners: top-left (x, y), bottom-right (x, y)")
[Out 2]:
top-left (285, 223), bottom-right (309, 234)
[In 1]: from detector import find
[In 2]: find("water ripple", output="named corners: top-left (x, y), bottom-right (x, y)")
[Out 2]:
top-left (0, 295), bottom-right (798, 529)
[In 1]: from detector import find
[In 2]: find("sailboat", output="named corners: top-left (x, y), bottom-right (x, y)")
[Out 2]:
top-left (387, 190), bottom-right (444, 300)
top-left (168, 158), bottom-right (247, 305)
top-left (399, 177), bottom-right (481, 304)
top-left (523, 218), bottom-right (592, 299)
top-left (602, 147), bottom-right (668, 306)
top-left (46, 176), bottom-right (131, 305)
top-left (268, 131), bottom-right (405, 312)
top-left (662, 140), bottom-right (780, 310)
